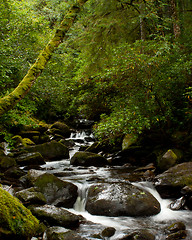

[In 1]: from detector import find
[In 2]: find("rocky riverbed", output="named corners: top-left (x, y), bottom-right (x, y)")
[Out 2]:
top-left (0, 120), bottom-right (192, 239)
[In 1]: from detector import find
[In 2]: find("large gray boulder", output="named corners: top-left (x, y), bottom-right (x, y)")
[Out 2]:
top-left (31, 172), bottom-right (78, 207)
top-left (30, 205), bottom-right (81, 229)
top-left (70, 151), bottom-right (108, 167)
top-left (155, 162), bottom-right (192, 198)
top-left (85, 183), bottom-right (160, 217)
top-left (25, 140), bottom-right (69, 161)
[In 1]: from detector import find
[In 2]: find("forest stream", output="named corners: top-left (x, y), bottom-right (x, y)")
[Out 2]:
top-left (37, 128), bottom-right (192, 240)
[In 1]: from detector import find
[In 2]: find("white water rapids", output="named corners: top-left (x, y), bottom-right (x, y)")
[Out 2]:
top-left (41, 130), bottom-right (192, 240)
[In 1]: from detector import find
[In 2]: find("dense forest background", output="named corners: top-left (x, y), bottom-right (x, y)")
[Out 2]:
top-left (0, 0), bottom-right (192, 144)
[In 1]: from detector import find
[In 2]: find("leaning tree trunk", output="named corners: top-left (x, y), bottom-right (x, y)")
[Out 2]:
top-left (170, 0), bottom-right (181, 38)
top-left (0, 0), bottom-right (88, 117)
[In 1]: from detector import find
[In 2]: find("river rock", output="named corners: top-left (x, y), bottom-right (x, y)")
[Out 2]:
top-left (31, 172), bottom-right (78, 207)
top-left (85, 183), bottom-right (160, 217)
top-left (155, 162), bottom-right (192, 198)
top-left (50, 121), bottom-right (71, 138)
top-left (0, 155), bottom-right (16, 171)
top-left (16, 152), bottom-right (45, 166)
top-left (15, 187), bottom-right (46, 205)
top-left (157, 149), bottom-right (179, 171)
top-left (0, 186), bottom-right (39, 240)
top-left (111, 146), bottom-right (153, 166)
top-left (43, 226), bottom-right (88, 240)
top-left (24, 140), bottom-right (69, 161)
top-left (167, 221), bottom-right (186, 233)
top-left (71, 151), bottom-right (108, 167)
top-left (30, 205), bottom-right (81, 229)
top-left (119, 229), bottom-right (155, 240)
top-left (101, 227), bottom-right (116, 238)
top-left (166, 230), bottom-right (187, 240)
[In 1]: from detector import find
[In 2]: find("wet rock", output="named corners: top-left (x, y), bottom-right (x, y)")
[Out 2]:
top-left (181, 186), bottom-right (192, 210)
top-left (43, 226), bottom-right (88, 240)
top-left (166, 230), bottom-right (187, 240)
top-left (50, 121), bottom-right (71, 138)
top-left (85, 183), bottom-right (160, 217)
top-left (15, 187), bottom-right (46, 205)
top-left (24, 140), bottom-right (69, 161)
top-left (155, 162), bottom-right (192, 198)
top-left (118, 229), bottom-right (155, 240)
top-left (111, 146), bottom-right (153, 166)
top-left (165, 221), bottom-right (187, 239)
top-left (169, 196), bottom-right (186, 210)
top-left (16, 152), bottom-right (45, 166)
top-left (30, 205), bottom-right (81, 229)
top-left (101, 227), bottom-right (116, 238)
top-left (0, 187), bottom-right (39, 240)
top-left (71, 151), bottom-right (108, 167)
top-left (167, 222), bottom-right (186, 233)
top-left (31, 172), bottom-right (78, 207)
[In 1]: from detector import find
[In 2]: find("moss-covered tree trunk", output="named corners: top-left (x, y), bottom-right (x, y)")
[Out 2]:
top-left (0, 0), bottom-right (88, 117)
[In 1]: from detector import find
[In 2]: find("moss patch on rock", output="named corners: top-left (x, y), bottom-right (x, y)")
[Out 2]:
top-left (0, 187), bottom-right (39, 239)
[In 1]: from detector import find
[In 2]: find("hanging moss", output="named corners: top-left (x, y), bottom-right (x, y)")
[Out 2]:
top-left (0, 0), bottom-right (88, 117)
top-left (0, 187), bottom-right (39, 239)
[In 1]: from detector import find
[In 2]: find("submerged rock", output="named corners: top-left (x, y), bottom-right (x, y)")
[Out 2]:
top-left (30, 205), bottom-right (81, 229)
top-left (71, 151), bottom-right (108, 167)
top-left (85, 183), bottom-right (160, 217)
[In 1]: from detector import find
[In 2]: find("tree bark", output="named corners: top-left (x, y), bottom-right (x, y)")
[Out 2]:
top-left (0, 0), bottom-right (88, 117)
top-left (170, 0), bottom-right (181, 38)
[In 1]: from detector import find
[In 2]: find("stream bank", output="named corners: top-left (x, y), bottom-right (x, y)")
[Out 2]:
top-left (0, 120), bottom-right (192, 239)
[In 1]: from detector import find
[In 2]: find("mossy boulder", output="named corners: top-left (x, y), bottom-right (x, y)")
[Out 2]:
top-left (155, 162), bottom-right (192, 198)
top-left (71, 151), bottom-right (108, 167)
top-left (16, 152), bottom-right (45, 166)
top-left (30, 205), bottom-right (81, 229)
top-left (44, 226), bottom-right (88, 240)
top-left (24, 140), bottom-right (69, 161)
top-left (50, 121), bottom-right (71, 138)
top-left (0, 156), bottom-right (16, 171)
top-left (0, 187), bottom-right (39, 239)
top-left (85, 183), bottom-right (160, 217)
top-left (157, 149), bottom-right (180, 171)
top-left (12, 135), bottom-right (35, 148)
top-left (31, 172), bottom-right (78, 207)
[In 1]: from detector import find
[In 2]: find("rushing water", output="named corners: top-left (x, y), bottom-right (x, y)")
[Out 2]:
top-left (41, 129), bottom-right (192, 240)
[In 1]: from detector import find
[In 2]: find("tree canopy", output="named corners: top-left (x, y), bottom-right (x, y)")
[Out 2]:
top-left (0, 0), bottom-right (192, 142)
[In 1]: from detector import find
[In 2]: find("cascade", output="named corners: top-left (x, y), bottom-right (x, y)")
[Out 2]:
top-left (41, 128), bottom-right (192, 240)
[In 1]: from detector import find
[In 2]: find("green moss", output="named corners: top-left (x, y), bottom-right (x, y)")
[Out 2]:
top-left (0, 187), bottom-right (39, 238)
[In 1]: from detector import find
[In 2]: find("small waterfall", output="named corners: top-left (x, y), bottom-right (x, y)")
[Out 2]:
top-left (73, 182), bottom-right (89, 212)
